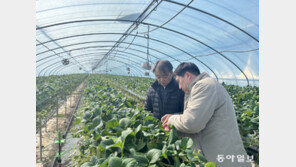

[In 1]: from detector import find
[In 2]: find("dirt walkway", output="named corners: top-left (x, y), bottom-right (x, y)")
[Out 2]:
top-left (36, 80), bottom-right (86, 167)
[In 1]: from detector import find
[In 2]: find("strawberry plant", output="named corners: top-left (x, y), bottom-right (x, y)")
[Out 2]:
top-left (95, 75), bottom-right (260, 164)
top-left (223, 83), bottom-right (259, 163)
top-left (36, 74), bottom-right (87, 129)
top-left (72, 75), bottom-right (216, 167)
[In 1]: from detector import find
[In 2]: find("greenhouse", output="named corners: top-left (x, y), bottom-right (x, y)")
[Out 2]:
top-left (36, 0), bottom-right (259, 167)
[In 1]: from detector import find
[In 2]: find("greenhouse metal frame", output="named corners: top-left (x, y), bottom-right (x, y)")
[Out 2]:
top-left (36, 0), bottom-right (259, 86)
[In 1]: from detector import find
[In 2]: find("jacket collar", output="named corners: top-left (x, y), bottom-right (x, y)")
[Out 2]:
top-left (187, 72), bottom-right (209, 91)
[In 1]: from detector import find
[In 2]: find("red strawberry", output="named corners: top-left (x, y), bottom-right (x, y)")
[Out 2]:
top-left (164, 126), bottom-right (170, 132)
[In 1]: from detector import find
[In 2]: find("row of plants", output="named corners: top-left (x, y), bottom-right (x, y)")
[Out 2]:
top-left (36, 74), bottom-right (88, 129)
top-left (96, 75), bottom-right (259, 163)
top-left (97, 74), bottom-right (154, 96)
top-left (222, 83), bottom-right (259, 162)
top-left (71, 75), bottom-right (216, 167)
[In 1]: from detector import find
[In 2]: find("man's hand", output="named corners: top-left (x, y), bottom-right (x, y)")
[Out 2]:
top-left (161, 114), bottom-right (172, 132)
top-left (161, 114), bottom-right (172, 124)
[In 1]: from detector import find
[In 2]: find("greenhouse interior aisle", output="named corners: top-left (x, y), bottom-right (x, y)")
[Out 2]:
top-left (36, 80), bottom-right (86, 167)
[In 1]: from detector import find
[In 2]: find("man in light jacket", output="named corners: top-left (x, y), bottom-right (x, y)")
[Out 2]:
top-left (161, 62), bottom-right (251, 167)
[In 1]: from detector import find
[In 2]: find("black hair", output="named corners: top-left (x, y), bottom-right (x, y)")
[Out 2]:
top-left (152, 60), bottom-right (173, 74)
top-left (174, 62), bottom-right (200, 76)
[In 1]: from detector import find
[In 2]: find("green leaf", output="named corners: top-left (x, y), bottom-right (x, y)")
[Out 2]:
top-left (106, 140), bottom-right (122, 150)
top-left (97, 158), bottom-right (106, 165)
top-left (251, 117), bottom-right (259, 123)
top-left (92, 116), bottom-right (103, 127)
top-left (122, 158), bottom-right (137, 167)
top-left (146, 149), bottom-right (162, 164)
top-left (74, 119), bottom-right (81, 125)
top-left (243, 110), bottom-right (253, 116)
top-left (173, 157), bottom-right (181, 167)
top-left (144, 116), bottom-right (155, 121)
top-left (167, 144), bottom-right (175, 151)
top-left (108, 157), bottom-right (122, 167)
top-left (121, 128), bottom-right (133, 140)
top-left (134, 124), bottom-right (142, 134)
top-left (148, 124), bottom-right (154, 128)
top-left (100, 139), bottom-right (115, 149)
top-left (81, 162), bottom-right (93, 167)
top-left (161, 144), bottom-right (168, 159)
top-left (180, 137), bottom-right (193, 149)
top-left (180, 163), bottom-right (186, 167)
top-left (119, 118), bottom-right (131, 129)
top-left (93, 108), bottom-right (102, 117)
top-left (149, 165), bottom-right (157, 167)
top-left (136, 140), bottom-right (146, 151)
top-left (129, 148), bottom-right (137, 155)
top-left (105, 119), bottom-right (119, 130)
top-left (126, 101), bottom-right (132, 107)
top-left (142, 131), bottom-right (153, 137)
top-left (94, 125), bottom-right (102, 134)
top-left (90, 156), bottom-right (99, 165)
top-left (83, 112), bottom-right (92, 121)
top-left (186, 138), bottom-right (194, 149)
top-left (132, 154), bottom-right (149, 166)
top-left (205, 162), bottom-right (216, 167)
top-left (178, 152), bottom-right (186, 157)
top-left (175, 140), bottom-right (181, 150)
top-left (147, 142), bottom-right (160, 150)
top-left (168, 126), bottom-right (178, 145)
top-left (98, 160), bottom-right (109, 166)
top-left (195, 152), bottom-right (208, 163)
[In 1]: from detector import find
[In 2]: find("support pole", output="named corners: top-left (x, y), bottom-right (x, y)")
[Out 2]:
top-left (56, 99), bottom-right (59, 132)
top-left (39, 118), bottom-right (43, 162)
top-left (58, 131), bottom-right (62, 167)
top-left (45, 117), bottom-right (47, 132)
top-left (64, 98), bottom-right (67, 123)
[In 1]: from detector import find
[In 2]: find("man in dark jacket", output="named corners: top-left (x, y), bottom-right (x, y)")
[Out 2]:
top-left (144, 60), bottom-right (184, 120)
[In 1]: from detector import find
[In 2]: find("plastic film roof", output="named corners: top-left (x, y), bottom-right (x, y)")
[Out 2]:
top-left (36, 0), bottom-right (259, 86)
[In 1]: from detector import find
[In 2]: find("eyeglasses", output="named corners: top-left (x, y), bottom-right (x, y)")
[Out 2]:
top-left (156, 74), bottom-right (171, 80)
